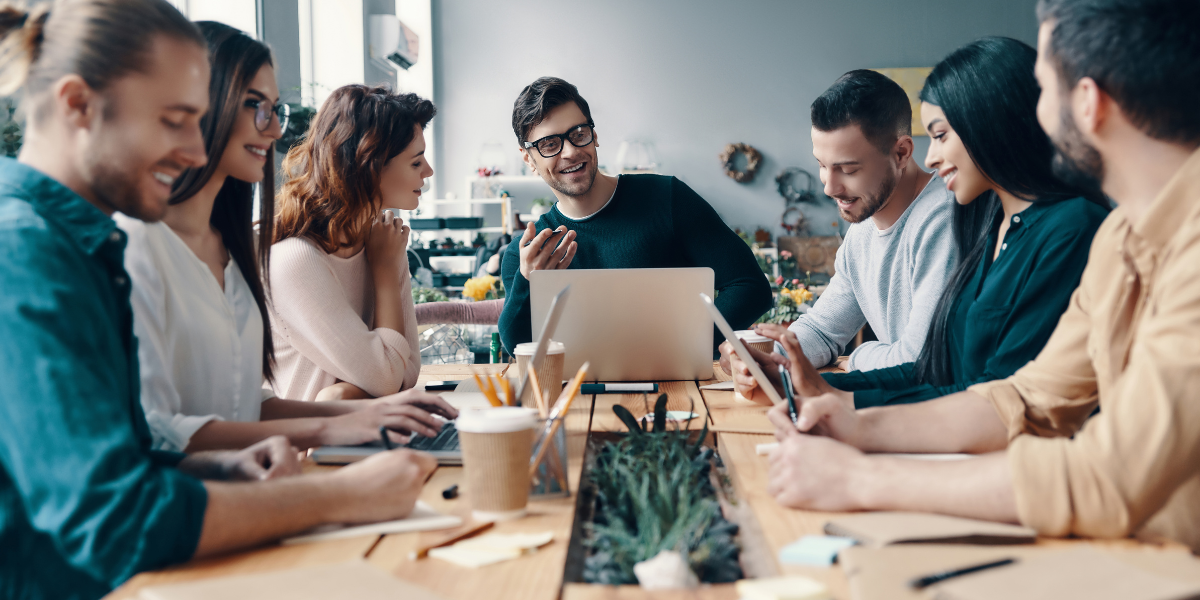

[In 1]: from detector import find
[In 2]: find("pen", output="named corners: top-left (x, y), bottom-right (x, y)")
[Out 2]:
top-left (908, 557), bottom-right (1016, 589)
top-left (580, 383), bottom-right (658, 394)
top-left (780, 363), bottom-right (798, 424)
top-left (379, 425), bottom-right (394, 450)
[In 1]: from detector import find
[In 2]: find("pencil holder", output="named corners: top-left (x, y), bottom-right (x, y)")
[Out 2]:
top-left (529, 417), bottom-right (569, 499)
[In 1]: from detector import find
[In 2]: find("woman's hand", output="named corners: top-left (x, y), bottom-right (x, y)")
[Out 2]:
top-left (365, 210), bottom-right (410, 271)
top-left (719, 340), bottom-right (786, 405)
top-left (321, 389), bottom-right (460, 447)
top-left (315, 381), bottom-right (371, 402)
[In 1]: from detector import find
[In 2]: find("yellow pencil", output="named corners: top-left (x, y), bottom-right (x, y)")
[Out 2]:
top-left (496, 374), bottom-right (512, 406)
top-left (527, 364), bottom-right (545, 418)
top-left (471, 368), bottom-right (502, 407)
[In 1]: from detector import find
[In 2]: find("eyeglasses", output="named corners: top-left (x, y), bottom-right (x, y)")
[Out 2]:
top-left (249, 98), bottom-right (290, 133)
top-left (523, 123), bottom-right (594, 158)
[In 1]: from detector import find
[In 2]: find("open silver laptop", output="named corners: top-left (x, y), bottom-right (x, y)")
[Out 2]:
top-left (530, 268), bottom-right (714, 381)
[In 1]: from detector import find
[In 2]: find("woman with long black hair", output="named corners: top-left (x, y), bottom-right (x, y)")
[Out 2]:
top-left (812, 36), bottom-right (1110, 406)
top-left (117, 22), bottom-right (454, 453)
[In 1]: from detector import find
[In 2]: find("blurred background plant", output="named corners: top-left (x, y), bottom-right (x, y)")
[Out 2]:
top-left (2, 98), bottom-right (23, 158)
top-left (412, 287), bottom-right (449, 304)
top-left (462, 274), bottom-right (503, 301)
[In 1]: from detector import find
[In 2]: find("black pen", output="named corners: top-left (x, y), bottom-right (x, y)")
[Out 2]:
top-left (779, 363), bottom-right (798, 424)
top-left (908, 557), bottom-right (1016, 589)
top-left (379, 426), bottom-right (394, 450)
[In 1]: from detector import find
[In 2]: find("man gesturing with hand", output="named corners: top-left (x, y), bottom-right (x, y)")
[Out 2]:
top-left (498, 77), bottom-right (770, 353)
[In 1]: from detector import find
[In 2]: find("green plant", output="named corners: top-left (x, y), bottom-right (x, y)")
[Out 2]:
top-left (277, 102), bottom-right (316, 154)
top-left (2, 100), bottom-right (23, 158)
top-left (582, 395), bottom-right (741, 585)
top-left (530, 196), bottom-right (555, 208)
top-left (411, 287), bottom-right (448, 304)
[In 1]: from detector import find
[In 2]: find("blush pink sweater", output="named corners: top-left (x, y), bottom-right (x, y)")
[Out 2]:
top-left (266, 237), bottom-right (420, 401)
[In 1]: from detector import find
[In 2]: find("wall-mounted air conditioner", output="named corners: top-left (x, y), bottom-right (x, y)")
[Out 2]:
top-left (369, 14), bottom-right (419, 71)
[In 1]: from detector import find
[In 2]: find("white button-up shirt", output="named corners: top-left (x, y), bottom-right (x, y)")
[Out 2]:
top-left (116, 215), bottom-right (268, 451)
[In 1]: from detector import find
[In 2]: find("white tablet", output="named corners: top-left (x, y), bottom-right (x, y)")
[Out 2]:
top-left (699, 293), bottom-right (783, 405)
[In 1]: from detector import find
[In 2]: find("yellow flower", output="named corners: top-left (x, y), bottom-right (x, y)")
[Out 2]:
top-left (462, 275), bottom-right (499, 301)
top-left (782, 287), bottom-right (813, 305)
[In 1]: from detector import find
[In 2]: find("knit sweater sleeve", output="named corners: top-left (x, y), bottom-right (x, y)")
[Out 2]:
top-left (498, 239), bottom-right (532, 354)
top-left (669, 177), bottom-right (773, 352)
top-left (268, 239), bottom-right (419, 397)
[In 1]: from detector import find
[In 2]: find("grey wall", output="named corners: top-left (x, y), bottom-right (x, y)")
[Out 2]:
top-left (261, 0), bottom-right (302, 104)
top-left (431, 0), bottom-right (1039, 236)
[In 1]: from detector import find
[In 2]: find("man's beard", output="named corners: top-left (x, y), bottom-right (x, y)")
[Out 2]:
top-left (546, 159), bottom-right (598, 198)
top-left (86, 153), bottom-right (164, 221)
top-left (1049, 104), bottom-right (1105, 195)
top-left (836, 169), bottom-right (896, 224)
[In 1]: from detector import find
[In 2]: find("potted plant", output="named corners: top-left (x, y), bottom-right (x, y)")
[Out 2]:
top-left (472, 232), bottom-right (488, 248)
top-left (759, 278), bottom-right (814, 327)
top-left (440, 237), bottom-right (455, 250)
top-left (579, 395), bottom-right (741, 586)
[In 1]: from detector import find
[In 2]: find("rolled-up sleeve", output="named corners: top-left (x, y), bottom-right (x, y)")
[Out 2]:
top-left (0, 223), bottom-right (207, 588)
top-left (971, 232), bottom-right (1200, 541)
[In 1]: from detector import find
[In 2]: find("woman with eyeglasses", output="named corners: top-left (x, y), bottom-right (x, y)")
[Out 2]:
top-left (267, 84), bottom-right (437, 404)
top-left (118, 23), bottom-right (455, 453)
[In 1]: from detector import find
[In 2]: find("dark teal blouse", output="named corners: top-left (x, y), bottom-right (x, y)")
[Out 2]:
top-left (823, 196), bottom-right (1108, 407)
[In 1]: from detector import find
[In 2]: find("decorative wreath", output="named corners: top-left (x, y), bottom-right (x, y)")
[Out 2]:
top-left (780, 205), bottom-right (809, 235)
top-left (718, 143), bottom-right (762, 183)
top-left (775, 167), bottom-right (818, 204)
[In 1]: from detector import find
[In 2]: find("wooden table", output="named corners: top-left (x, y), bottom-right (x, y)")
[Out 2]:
top-left (107, 362), bottom-right (1191, 600)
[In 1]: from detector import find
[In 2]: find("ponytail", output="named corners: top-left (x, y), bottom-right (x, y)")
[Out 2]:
top-left (0, 0), bottom-right (201, 122)
top-left (0, 4), bottom-right (49, 96)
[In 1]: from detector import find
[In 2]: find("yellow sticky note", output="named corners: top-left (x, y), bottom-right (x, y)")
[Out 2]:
top-left (735, 576), bottom-right (830, 600)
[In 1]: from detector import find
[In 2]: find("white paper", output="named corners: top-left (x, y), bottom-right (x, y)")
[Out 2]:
top-left (282, 501), bottom-right (462, 545)
top-left (699, 381), bottom-right (736, 391)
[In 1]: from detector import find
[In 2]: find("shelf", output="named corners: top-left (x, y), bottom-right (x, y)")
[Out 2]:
top-left (424, 199), bottom-right (507, 205)
top-left (412, 227), bottom-right (505, 233)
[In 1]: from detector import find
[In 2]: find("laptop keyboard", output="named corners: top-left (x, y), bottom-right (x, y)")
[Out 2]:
top-left (405, 422), bottom-right (460, 452)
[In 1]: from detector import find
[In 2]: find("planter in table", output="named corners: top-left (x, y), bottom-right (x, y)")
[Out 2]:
top-left (562, 395), bottom-right (743, 594)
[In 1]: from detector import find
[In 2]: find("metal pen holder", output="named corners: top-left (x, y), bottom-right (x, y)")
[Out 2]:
top-left (530, 417), bottom-right (569, 499)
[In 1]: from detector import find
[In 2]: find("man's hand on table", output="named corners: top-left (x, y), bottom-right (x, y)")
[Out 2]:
top-left (767, 430), bottom-right (870, 512)
top-left (719, 339), bottom-right (785, 404)
top-left (519, 222), bottom-right (577, 279)
top-left (322, 389), bottom-right (459, 447)
top-left (179, 435), bottom-right (302, 481)
top-left (328, 449), bottom-right (437, 524)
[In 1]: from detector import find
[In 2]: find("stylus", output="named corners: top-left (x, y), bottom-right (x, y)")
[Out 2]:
top-left (780, 363), bottom-right (798, 424)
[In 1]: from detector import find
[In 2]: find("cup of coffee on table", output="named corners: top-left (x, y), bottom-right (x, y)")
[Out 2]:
top-left (514, 341), bottom-right (565, 406)
top-left (734, 331), bottom-right (775, 404)
top-left (456, 407), bottom-right (539, 521)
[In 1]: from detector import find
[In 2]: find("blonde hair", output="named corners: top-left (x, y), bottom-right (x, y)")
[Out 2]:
top-left (0, 0), bottom-right (202, 121)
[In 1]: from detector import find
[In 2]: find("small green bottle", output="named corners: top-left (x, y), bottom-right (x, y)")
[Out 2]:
top-left (490, 332), bottom-right (501, 364)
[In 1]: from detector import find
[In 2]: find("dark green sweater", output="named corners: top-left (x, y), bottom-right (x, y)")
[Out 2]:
top-left (823, 196), bottom-right (1108, 407)
top-left (499, 174), bottom-right (772, 354)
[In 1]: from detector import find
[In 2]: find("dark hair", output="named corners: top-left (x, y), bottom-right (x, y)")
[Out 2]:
top-left (167, 22), bottom-right (277, 382)
top-left (810, 69), bottom-right (912, 152)
top-left (1037, 0), bottom-right (1200, 146)
top-left (913, 37), bottom-right (1109, 386)
top-left (0, 0), bottom-right (203, 122)
top-left (512, 76), bottom-right (594, 144)
top-left (275, 85), bottom-right (435, 252)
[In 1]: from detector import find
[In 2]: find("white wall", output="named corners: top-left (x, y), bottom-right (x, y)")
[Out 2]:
top-left (298, 0), bottom-right (365, 107)
top-left (167, 0), bottom-right (257, 37)
top-left (431, 0), bottom-right (1040, 237)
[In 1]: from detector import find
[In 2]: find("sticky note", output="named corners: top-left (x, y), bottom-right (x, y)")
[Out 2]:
top-left (735, 575), bottom-right (830, 600)
top-left (778, 535), bottom-right (858, 566)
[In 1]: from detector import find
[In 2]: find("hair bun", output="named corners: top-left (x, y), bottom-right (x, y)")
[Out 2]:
top-left (0, 3), bottom-right (50, 96)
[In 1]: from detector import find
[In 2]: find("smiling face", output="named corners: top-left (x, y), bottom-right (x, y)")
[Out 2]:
top-left (521, 102), bottom-right (598, 198)
top-left (81, 35), bottom-right (209, 220)
top-left (218, 63), bottom-right (282, 184)
top-left (921, 102), bottom-right (989, 205)
top-left (378, 123), bottom-right (433, 211)
top-left (811, 124), bottom-right (898, 223)
top-left (1034, 21), bottom-right (1105, 192)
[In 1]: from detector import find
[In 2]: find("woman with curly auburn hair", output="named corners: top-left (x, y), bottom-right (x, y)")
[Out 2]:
top-left (269, 85), bottom-right (437, 403)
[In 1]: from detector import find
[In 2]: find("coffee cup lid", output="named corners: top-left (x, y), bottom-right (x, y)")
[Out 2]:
top-left (735, 330), bottom-right (772, 344)
top-left (456, 406), bottom-right (539, 433)
top-left (514, 341), bottom-right (565, 356)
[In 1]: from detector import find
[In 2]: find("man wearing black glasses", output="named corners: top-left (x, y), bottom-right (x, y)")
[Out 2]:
top-left (497, 76), bottom-right (771, 354)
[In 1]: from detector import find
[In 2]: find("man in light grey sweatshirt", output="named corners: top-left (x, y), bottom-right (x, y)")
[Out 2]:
top-left (723, 70), bottom-right (957, 377)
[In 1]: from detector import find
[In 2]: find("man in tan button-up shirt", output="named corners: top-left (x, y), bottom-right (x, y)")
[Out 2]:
top-left (749, 0), bottom-right (1200, 552)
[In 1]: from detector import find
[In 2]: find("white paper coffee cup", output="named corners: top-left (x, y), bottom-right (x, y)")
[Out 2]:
top-left (514, 341), bottom-right (565, 406)
top-left (456, 407), bottom-right (539, 521)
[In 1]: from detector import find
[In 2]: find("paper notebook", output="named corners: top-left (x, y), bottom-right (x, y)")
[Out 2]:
top-left (934, 547), bottom-right (1200, 600)
top-left (839, 544), bottom-right (1200, 600)
top-left (137, 560), bottom-right (443, 600)
top-left (282, 501), bottom-right (461, 545)
top-left (823, 512), bottom-right (1037, 547)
